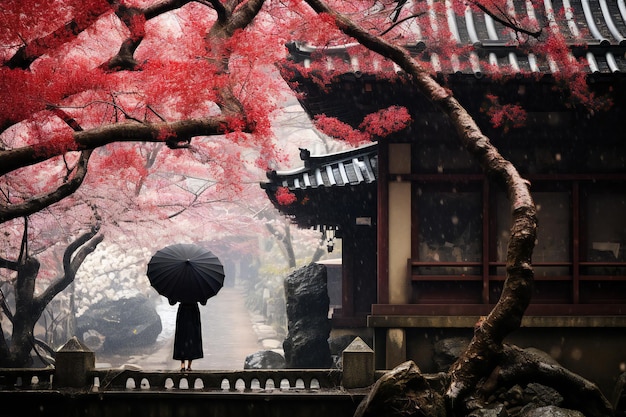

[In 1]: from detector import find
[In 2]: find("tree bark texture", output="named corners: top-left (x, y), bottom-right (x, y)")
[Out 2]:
top-left (302, 0), bottom-right (537, 411)
top-left (354, 361), bottom-right (447, 417)
top-left (0, 228), bottom-right (103, 367)
top-left (494, 345), bottom-right (614, 417)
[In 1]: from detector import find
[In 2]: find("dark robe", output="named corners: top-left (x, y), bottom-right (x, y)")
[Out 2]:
top-left (173, 302), bottom-right (203, 360)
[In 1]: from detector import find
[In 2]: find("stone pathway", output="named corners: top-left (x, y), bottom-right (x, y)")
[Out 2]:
top-left (96, 286), bottom-right (282, 371)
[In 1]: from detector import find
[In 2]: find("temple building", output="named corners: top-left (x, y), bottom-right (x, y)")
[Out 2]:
top-left (261, 0), bottom-right (626, 395)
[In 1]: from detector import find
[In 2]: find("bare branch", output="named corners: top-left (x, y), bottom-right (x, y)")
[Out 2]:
top-left (467, 0), bottom-right (542, 39)
top-left (380, 13), bottom-right (425, 37)
top-left (50, 100), bottom-right (144, 124)
top-left (0, 257), bottom-right (18, 271)
top-left (18, 217), bottom-right (28, 265)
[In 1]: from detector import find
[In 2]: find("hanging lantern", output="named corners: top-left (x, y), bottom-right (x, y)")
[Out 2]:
top-left (324, 226), bottom-right (336, 253)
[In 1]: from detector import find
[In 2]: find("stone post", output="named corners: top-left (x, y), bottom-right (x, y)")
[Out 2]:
top-left (54, 336), bottom-right (95, 388)
top-left (341, 337), bottom-right (375, 388)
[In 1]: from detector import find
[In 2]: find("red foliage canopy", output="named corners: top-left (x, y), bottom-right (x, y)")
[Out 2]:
top-left (0, 0), bottom-right (613, 227)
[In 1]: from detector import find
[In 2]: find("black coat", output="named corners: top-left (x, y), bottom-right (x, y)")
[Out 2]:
top-left (173, 303), bottom-right (203, 360)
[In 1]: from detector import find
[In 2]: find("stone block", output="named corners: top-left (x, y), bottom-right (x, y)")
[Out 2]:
top-left (342, 337), bottom-right (374, 388)
top-left (54, 337), bottom-right (95, 388)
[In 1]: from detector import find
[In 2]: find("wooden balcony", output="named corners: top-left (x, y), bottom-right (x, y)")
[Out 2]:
top-left (374, 259), bottom-right (626, 317)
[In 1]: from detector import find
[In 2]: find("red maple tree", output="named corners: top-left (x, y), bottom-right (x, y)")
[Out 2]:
top-left (0, 1), bottom-right (617, 413)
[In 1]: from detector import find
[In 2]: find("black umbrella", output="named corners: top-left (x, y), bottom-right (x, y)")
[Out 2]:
top-left (147, 243), bottom-right (225, 304)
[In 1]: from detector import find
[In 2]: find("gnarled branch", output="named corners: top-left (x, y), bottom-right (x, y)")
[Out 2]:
top-left (0, 150), bottom-right (93, 223)
top-left (302, 0), bottom-right (537, 411)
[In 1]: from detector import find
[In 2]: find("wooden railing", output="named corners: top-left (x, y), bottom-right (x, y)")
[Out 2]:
top-left (400, 258), bottom-right (626, 315)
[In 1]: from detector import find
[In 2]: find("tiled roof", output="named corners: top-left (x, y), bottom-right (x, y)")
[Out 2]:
top-left (261, 144), bottom-right (378, 229)
top-left (264, 143), bottom-right (378, 191)
top-left (286, 0), bottom-right (626, 76)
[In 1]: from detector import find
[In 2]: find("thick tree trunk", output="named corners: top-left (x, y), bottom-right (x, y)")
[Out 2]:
top-left (0, 228), bottom-right (103, 367)
top-left (7, 257), bottom-right (41, 367)
top-left (440, 98), bottom-right (538, 412)
top-left (302, 0), bottom-right (537, 411)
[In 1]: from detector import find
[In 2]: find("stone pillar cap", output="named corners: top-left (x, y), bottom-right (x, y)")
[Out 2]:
top-left (57, 336), bottom-right (93, 353)
top-left (344, 337), bottom-right (373, 353)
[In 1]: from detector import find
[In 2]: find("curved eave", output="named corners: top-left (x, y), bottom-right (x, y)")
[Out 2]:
top-left (285, 0), bottom-right (626, 77)
top-left (261, 143), bottom-right (379, 228)
top-left (263, 144), bottom-right (378, 192)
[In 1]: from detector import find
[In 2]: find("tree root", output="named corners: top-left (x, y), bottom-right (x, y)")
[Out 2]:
top-left (480, 345), bottom-right (615, 417)
top-left (354, 361), bottom-right (447, 417)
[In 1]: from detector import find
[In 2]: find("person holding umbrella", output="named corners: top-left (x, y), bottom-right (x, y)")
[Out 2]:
top-left (170, 298), bottom-right (205, 372)
top-left (147, 243), bottom-right (225, 372)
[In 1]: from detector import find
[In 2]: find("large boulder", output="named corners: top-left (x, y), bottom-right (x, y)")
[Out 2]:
top-left (244, 350), bottom-right (286, 369)
top-left (283, 263), bottom-right (332, 368)
top-left (77, 295), bottom-right (162, 352)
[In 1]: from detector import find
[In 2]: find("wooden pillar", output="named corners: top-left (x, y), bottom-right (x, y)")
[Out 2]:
top-left (385, 143), bottom-right (412, 369)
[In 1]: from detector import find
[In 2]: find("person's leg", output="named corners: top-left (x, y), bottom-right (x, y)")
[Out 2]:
top-left (180, 361), bottom-right (185, 372)
top-left (187, 360), bottom-right (192, 371)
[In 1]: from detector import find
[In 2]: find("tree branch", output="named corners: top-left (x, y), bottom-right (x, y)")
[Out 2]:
top-left (18, 217), bottom-right (29, 265)
top-left (0, 290), bottom-right (11, 360)
top-left (302, 0), bottom-right (537, 410)
top-left (0, 116), bottom-right (234, 178)
top-left (467, 0), bottom-right (542, 39)
top-left (0, 287), bottom-right (15, 323)
top-left (380, 13), bottom-right (425, 37)
top-left (3, 0), bottom-right (198, 72)
top-left (3, 2), bottom-right (115, 70)
top-left (264, 221), bottom-right (296, 269)
top-left (144, 0), bottom-right (193, 20)
top-left (0, 257), bottom-right (18, 271)
top-left (102, 4), bottom-right (149, 71)
top-left (0, 150), bottom-right (93, 224)
top-left (231, 0), bottom-right (266, 31)
top-left (36, 219), bottom-right (104, 310)
top-left (207, 0), bottom-right (229, 22)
